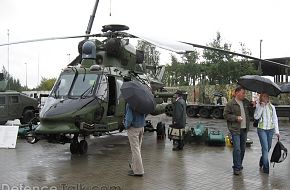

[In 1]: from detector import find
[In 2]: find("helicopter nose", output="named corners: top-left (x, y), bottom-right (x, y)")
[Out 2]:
top-left (40, 97), bottom-right (98, 120)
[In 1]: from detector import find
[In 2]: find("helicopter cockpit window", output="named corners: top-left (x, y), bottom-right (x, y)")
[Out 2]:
top-left (70, 74), bottom-right (99, 97)
top-left (51, 74), bottom-right (75, 98)
top-left (96, 75), bottom-right (108, 101)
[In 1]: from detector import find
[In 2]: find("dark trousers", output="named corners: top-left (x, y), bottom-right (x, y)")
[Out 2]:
top-left (173, 139), bottom-right (184, 150)
top-left (231, 129), bottom-right (247, 171)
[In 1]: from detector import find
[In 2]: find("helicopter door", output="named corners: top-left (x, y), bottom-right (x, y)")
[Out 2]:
top-left (107, 76), bottom-right (116, 116)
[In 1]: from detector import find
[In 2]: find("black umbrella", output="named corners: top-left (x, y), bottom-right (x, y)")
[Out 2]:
top-left (120, 81), bottom-right (156, 114)
top-left (237, 75), bottom-right (281, 96)
top-left (280, 83), bottom-right (290, 93)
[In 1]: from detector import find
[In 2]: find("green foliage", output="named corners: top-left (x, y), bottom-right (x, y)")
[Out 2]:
top-left (164, 32), bottom-right (259, 86)
top-left (37, 77), bottom-right (56, 91)
top-left (2, 66), bottom-right (23, 91)
top-left (203, 32), bottom-right (234, 64)
top-left (163, 51), bottom-right (200, 86)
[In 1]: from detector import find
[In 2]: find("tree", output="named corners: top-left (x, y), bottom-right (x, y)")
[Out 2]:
top-left (202, 32), bottom-right (258, 84)
top-left (2, 66), bottom-right (23, 91)
top-left (163, 51), bottom-right (200, 86)
top-left (37, 77), bottom-right (56, 91)
top-left (182, 51), bottom-right (200, 85)
top-left (161, 32), bottom-right (259, 87)
top-left (203, 32), bottom-right (234, 64)
top-left (163, 54), bottom-right (180, 86)
top-left (202, 32), bottom-right (233, 84)
top-left (136, 40), bottom-right (160, 66)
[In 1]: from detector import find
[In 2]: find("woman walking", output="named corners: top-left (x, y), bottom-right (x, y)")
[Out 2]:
top-left (254, 93), bottom-right (280, 174)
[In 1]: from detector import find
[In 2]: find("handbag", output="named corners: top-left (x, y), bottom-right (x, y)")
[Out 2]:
top-left (253, 119), bottom-right (259, 127)
top-left (270, 140), bottom-right (288, 167)
top-left (168, 125), bottom-right (185, 140)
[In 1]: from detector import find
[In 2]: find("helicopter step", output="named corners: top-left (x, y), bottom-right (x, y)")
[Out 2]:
top-left (26, 131), bottom-right (88, 155)
top-left (26, 131), bottom-right (73, 145)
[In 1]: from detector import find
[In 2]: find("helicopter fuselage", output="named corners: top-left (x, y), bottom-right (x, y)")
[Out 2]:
top-left (36, 66), bottom-right (131, 135)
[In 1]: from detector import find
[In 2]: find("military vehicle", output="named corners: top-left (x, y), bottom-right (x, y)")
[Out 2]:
top-left (0, 73), bottom-right (38, 125)
top-left (1, 0), bottom-right (289, 154)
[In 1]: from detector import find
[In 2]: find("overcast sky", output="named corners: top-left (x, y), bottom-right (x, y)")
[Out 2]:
top-left (0, 0), bottom-right (290, 88)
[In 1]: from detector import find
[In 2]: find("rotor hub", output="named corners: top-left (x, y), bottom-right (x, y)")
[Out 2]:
top-left (101, 24), bottom-right (129, 32)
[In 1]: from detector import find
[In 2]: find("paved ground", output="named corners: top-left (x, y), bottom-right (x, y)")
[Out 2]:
top-left (0, 115), bottom-right (289, 190)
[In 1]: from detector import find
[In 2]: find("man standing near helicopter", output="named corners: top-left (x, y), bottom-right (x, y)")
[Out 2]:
top-left (124, 103), bottom-right (145, 177)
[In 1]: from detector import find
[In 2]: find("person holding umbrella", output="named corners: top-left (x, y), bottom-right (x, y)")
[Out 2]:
top-left (124, 103), bottom-right (145, 177)
top-left (254, 93), bottom-right (280, 174)
top-left (121, 80), bottom-right (156, 177)
top-left (223, 86), bottom-right (251, 175)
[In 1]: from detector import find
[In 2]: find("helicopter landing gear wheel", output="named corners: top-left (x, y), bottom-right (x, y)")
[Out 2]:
top-left (70, 141), bottom-right (79, 154)
top-left (26, 132), bottom-right (39, 144)
top-left (79, 140), bottom-right (88, 154)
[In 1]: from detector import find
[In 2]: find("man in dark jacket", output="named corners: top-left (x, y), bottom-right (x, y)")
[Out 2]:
top-left (172, 90), bottom-right (187, 151)
top-left (223, 86), bottom-right (251, 175)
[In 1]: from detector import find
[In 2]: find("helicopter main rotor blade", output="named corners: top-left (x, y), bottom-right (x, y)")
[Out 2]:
top-left (0, 34), bottom-right (100, 47)
top-left (127, 31), bottom-right (289, 69)
top-left (127, 31), bottom-right (194, 53)
top-left (180, 41), bottom-right (290, 69)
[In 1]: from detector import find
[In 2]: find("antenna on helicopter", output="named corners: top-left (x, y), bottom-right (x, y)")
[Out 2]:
top-left (109, 0), bottom-right (112, 16)
top-left (70, 0), bottom-right (100, 66)
top-left (85, 0), bottom-right (100, 39)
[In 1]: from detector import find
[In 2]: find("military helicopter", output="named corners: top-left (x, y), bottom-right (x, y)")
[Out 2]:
top-left (1, 0), bottom-right (289, 155)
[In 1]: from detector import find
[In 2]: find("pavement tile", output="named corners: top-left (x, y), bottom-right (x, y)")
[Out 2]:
top-left (0, 115), bottom-right (289, 190)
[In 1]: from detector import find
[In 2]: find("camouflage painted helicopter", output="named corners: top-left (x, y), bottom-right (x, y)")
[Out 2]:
top-left (1, 22), bottom-right (182, 154)
top-left (1, 1), bottom-right (289, 155)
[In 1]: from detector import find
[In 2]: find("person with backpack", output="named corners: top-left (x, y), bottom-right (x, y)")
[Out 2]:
top-left (254, 93), bottom-right (280, 174)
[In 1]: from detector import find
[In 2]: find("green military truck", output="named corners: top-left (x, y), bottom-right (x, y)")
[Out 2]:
top-left (0, 74), bottom-right (38, 125)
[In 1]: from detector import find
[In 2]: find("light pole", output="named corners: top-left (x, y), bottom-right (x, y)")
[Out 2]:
top-left (259, 39), bottom-right (263, 73)
top-left (7, 29), bottom-right (10, 90)
top-left (37, 55), bottom-right (40, 88)
top-left (25, 63), bottom-right (27, 88)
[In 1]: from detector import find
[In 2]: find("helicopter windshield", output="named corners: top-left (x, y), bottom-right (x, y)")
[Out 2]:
top-left (70, 74), bottom-right (99, 97)
top-left (51, 74), bottom-right (75, 98)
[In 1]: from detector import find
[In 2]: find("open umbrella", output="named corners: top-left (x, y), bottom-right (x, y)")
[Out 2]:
top-left (237, 75), bottom-right (281, 96)
top-left (279, 83), bottom-right (290, 93)
top-left (120, 81), bottom-right (156, 114)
